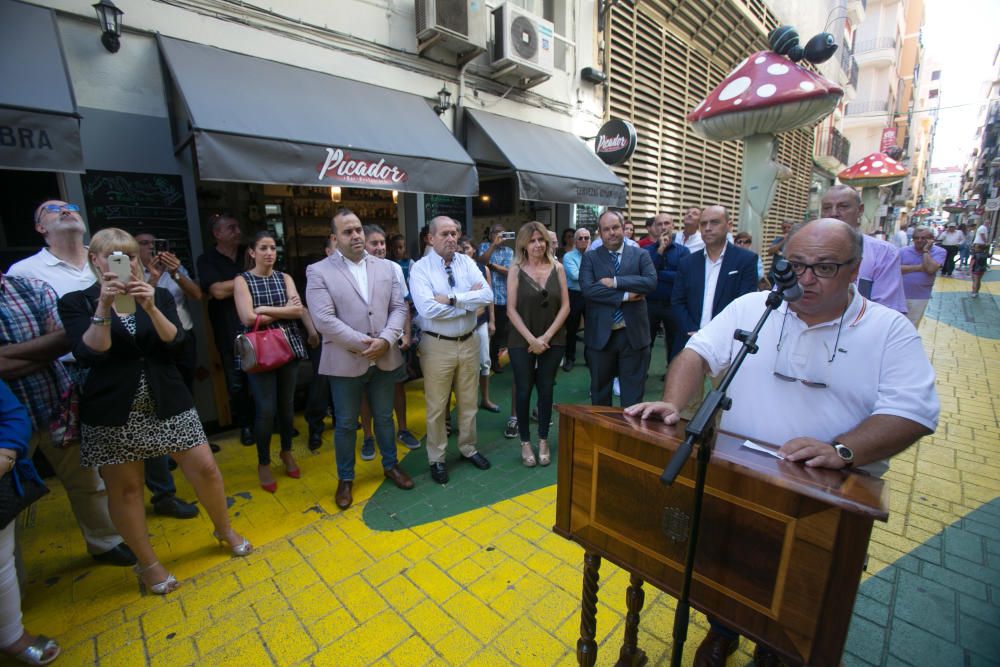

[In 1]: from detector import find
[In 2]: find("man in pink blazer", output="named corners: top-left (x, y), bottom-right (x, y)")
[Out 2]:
top-left (306, 208), bottom-right (414, 509)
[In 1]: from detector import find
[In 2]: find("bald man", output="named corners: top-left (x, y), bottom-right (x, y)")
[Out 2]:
top-left (629, 218), bottom-right (938, 666)
top-left (820, 185), bottom-right (906, 313)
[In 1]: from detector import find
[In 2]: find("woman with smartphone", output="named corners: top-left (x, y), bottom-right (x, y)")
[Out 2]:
top-left (58, 228), bottom-right (252, 597)
top-left (234, 231), bottom-right (315, 492)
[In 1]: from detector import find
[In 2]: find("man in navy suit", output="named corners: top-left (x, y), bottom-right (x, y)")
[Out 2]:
top-left (671, 205), bottom-right (758, 356)
top-left (580, 209), bottom-right (657, 407)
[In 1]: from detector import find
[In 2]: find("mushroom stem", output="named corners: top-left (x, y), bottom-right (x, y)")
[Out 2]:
top-left (861, 187), bottom-right (882, 235)
top-left (739, 133), bottom-right (782, 252)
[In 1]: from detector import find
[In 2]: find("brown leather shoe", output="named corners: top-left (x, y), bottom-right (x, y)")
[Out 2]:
top-left (384, 465), bottom-right (414, 490)
top-left (752, 644), bottom-right (785, 667)
top-left (693, 629), bottom-right (739, 667)
top-left (335, 480), bottom-right (353, 509)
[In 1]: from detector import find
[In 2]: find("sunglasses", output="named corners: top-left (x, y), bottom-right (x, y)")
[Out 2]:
top-left (734, 239), bottom-right (752, 245)
top-left (41, 203), bottom-right (80, 214)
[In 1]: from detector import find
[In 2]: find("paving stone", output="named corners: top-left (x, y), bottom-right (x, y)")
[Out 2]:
top-left (888, 618), bottom-right (965, 666)
top-left (893, 571), bottom-right (957, 641)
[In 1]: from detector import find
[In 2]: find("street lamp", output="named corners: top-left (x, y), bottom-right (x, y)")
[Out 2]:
top-left (93, 0), bottom-right (124, 53)
top-left (433, 86), bottom-right (452, 116)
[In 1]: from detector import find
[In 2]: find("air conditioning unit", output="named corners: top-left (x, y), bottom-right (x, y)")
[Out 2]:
top-left (491, 2), bottom-right (555, 85)
top-left (416, 0), bottom-right (488, 56)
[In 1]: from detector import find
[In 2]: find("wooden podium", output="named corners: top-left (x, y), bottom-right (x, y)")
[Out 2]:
top-left (553, 405), bottom-right (888, 666)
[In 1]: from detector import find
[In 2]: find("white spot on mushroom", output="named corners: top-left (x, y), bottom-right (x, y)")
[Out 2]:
top-left (872, 160), bottom-right (884, 167)
top-left (860, 165), bottom-right (869, 171)
top-left (754, 56), bottom-right (766, 64)
top-left (719, 77), bottom-right (752, 101)
top-left (880, 168), bottom-right (888, 173)
top-left (756, 83), bottom-right (777, 98)
top-left (767, 64), bottom-right (789, 76)
top-left (705, 106), bottom-right (712, 112)
top-left (733, 99), bottom-right (743, 105)
top-left (886, 157), bottom-right (897, 164)
top-left (799, 81), bottom-right (816, 92)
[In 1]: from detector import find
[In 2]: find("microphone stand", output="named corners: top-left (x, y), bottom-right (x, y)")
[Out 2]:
top-left (662, 287), bottom-right (787, 667)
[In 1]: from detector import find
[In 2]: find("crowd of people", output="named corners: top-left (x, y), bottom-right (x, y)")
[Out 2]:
top-left (0, 186), bottom-right (990, 663)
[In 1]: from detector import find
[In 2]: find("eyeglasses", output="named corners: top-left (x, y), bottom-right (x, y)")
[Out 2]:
top-left (41, 203), bottom-right (80, 214)
top-left (789, 260), bottom-right (856, 279)
top-left (445, 263), bottom-right (456, 288)
top-left (772, 307), bottom-right (846, 388)
top-left (734, 239), bottom-right (752, 246)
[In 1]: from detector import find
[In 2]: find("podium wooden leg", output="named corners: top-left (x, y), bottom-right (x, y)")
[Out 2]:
top-left (577, 552), bottom-right (602, 666)
top-left (616, 574), bottom-right (648, 666)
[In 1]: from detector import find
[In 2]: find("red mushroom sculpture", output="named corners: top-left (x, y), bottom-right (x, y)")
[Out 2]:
top-left (838, 152), bottom-right (909, 232)
top-left (687, 49), bottom-right (842, 248)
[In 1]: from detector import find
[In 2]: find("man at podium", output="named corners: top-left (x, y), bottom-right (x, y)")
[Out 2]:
top-left (626, 218), bottom-right (939, 666)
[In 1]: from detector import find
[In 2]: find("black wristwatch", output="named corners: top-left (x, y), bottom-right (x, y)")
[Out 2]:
top-left (831, 441), bottom-right (854, 467)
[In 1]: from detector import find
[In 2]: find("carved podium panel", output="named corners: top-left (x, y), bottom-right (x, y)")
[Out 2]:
top-left (553, 405), bottom-right (888, 667)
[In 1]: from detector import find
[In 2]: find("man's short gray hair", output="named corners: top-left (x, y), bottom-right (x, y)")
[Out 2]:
top-left (363, 224), bottom-right (386, 239)
top-left (429, 216), bottom-right (457, 235)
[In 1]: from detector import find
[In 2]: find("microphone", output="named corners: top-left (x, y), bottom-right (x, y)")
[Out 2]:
top-left (771, 257), bottom-right (803, 302)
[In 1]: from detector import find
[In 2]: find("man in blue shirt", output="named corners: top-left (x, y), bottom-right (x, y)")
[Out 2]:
top-left (478, 224), bottom-right (514, 373)
top-left (646, 225), bottom-right (690, 363)
top-left (560, 227), bottom-right (591, 372)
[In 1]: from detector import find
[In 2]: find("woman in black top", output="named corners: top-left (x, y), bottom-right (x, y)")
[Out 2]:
top-left (234, 231), bottom-right (315, 493)
top-left (59, 228), bottom-right (251, 597)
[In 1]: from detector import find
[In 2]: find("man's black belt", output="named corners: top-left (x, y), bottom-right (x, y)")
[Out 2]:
top-left (424, 330), bottom-right (475, 342)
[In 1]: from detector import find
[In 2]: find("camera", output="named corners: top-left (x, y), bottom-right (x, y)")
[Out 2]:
top-left (107, 252), bottom-right (136, 314)
top-left (500, 231), bottom-right (516, 241)
top-left (152, 238), bottom-right (170, 256)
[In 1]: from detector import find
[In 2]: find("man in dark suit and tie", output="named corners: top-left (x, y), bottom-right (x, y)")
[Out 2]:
top-left (580, 209), bottom-right (657, 407)
top-left (671, 204), bottom-right (759, 356)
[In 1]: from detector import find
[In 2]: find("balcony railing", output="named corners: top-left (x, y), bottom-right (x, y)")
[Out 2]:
top-left (855, 37), bottom-right (896, 53)
top-left (846, 99), bottom-right (891, 116)
top-left (839, 45), bottom-right (859, 89)
top-left (816, 127), bottom-right (851, 167)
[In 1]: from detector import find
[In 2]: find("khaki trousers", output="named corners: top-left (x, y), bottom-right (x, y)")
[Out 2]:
top-left (419, 333), bottom-right (480, 463)
top-left (27, 431), bottom-right (121, 554)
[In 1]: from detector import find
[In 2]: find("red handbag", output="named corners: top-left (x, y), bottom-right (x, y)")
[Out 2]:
top-left (234, 315), bottom-right (294, 373)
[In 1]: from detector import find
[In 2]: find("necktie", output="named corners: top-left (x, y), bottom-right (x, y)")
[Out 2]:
top-left (612, 251), bottom-right (624, 326)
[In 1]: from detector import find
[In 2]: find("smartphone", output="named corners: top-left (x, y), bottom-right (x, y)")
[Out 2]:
top-left (500, 231), bottom-right (516, 241)
top-left (152, 238), bottom-right (170, 256)
top-left (107, 252), bottom-right (136, 314)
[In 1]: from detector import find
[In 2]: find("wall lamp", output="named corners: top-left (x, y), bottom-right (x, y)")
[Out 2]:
top-left (93, 0), bottom-right (124, 53)
top-left (433, 86), bottom-right (453, 116)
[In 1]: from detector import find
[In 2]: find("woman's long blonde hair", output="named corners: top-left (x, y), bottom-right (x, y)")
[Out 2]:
top-left (87, 228), bottom-right (140, 280)
top-left (513, 221), bottom-right (554, 267)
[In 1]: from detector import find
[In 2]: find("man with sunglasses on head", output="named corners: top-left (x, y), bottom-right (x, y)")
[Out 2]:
top-left (627, 218), bottom-right (938, 667)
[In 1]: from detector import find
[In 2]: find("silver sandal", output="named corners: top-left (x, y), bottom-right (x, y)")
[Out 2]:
top-left (5, 635), bottom-right (60, 666)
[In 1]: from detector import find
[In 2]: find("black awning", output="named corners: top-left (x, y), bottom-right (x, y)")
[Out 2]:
top-left (464, 109), bottom-right (626, 207)
top-left (157, 36), bottom-right (478, 196)
top-left (0, 0), bottom-right (83, 173)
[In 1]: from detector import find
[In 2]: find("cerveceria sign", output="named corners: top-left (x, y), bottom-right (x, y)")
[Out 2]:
top-left (594, 119), bottom-right (637, 166)
top-left (318, 148), bottom-right (408, 185)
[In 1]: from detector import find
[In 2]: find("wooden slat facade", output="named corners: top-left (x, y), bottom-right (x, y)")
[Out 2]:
top-left (608, 0), bottom-right (816, 262)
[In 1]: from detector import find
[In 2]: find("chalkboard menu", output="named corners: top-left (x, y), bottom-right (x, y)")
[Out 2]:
top-left (81, 170), bottom-right (193, 269)
top-left (424, 194), bottom-right (468, 231)
top-left (575, 203), bottom-right (600, 230)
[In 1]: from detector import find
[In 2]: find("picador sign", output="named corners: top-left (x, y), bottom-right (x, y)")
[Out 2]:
top-left (318, 148), bottom-right (408, 186)
top-left (594, 119), bottom-right (637, 166)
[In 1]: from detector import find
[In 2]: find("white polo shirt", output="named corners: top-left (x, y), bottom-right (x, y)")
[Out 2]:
top-left (686, 288), bottom-right (939, 477)
top-left (7, 247), bottom-right (95, 297)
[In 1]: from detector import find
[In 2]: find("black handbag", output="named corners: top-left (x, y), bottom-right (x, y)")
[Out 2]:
top-left (0, 470), bottom-right (49, 529)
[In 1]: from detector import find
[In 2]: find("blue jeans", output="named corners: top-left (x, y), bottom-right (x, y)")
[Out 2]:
top-left (329, 366), bottom-right (401, 480)
top-left (247, 362), bottom-right (299, 465)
